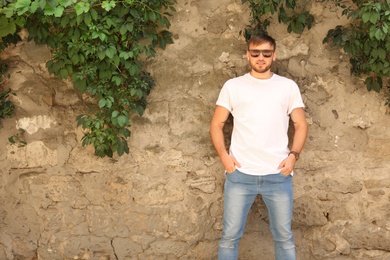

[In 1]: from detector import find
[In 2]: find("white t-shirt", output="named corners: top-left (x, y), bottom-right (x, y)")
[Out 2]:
top-left (216, 73), bottom-right (304, 175)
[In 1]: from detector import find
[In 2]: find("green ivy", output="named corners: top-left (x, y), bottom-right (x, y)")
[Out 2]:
top-left (0, 0), bottom-right (176, 157)
top-left (242, 0), bottom-right (314, 39)
top-left (0, 57), bottom-right (15, 119)
top-left (8, 128), bottom-right (27, 147)
top-left (0, 89), bottom-right (15, 119)
top-left (0, 33), bottom-right (19, 121)
top-left (323, 0), bottom-right (390, 100)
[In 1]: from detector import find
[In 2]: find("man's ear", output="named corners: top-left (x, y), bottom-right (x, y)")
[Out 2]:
top-left (273, 51), bottom-right (277, 61)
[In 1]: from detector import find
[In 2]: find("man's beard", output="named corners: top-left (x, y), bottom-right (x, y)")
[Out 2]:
top-left (251, 61), bottom-right (273, 74)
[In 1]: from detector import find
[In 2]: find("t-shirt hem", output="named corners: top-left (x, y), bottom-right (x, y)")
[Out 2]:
top-left (235, 167), bottom-right (294, 176)
top-left (236, 167), bottom-right (280, 176)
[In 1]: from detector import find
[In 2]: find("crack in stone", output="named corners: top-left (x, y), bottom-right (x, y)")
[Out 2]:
top-left (111, 238), bottom-right (119, 260)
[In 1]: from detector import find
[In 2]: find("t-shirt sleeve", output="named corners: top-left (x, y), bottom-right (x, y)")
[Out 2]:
top-left (287, 81), bottom-right (305, 115)
top-left (216, 82), bottom-right (233, 112)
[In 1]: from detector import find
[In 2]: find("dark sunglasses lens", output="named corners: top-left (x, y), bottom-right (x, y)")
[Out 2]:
top-left (262, 51), bottom-right (273, 57)
top-left (249, 50), bottom-right (273, 58)
top-left (249, 51), bottom-right (260, 57)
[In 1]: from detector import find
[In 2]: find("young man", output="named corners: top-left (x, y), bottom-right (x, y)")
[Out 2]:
top-left (210, 34), bottom-right (308, 260)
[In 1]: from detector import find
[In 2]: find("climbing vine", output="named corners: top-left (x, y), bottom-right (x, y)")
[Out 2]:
top-left (0, 0), bottom-right (176, 157)
top-left (323, 0), bottom-right (390, 102)
top-left (0, 89), bottom-right (15, 120)
top-left (243, 0), bottom-right (390, 105)
top-left (242, 0), bottom-right (314, 39)
top-left (0, 62), bottom-right (15, 120)
top-left (0, 34), bottom-right (19, 120)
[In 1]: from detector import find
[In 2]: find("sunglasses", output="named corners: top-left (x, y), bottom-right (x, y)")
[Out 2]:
top-left (248, 49), bottom-right (274, 58)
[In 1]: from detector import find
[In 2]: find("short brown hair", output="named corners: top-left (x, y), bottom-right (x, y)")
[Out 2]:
top-left (247, 34), bottom-right (276, 50)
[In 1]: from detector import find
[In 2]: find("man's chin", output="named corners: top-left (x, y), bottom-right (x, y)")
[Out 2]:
top-left (253, 68), bottom-right (271, 74)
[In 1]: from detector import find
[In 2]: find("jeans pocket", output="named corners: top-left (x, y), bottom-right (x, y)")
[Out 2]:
top-left (225, 169), bottom-right (239, 183)
top-left (226, 169), bottom-right (237, 175)
top-left (276, 173), bottom-right (293, 183)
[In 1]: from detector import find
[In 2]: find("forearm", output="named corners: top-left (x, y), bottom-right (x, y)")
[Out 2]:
top-left (210, 123), bottom-right (241, 172)
top-left (210, 105), bottom-right (231, 158)
top-left (289, 107), bottom-right (308, 154)
top-left (290, 122), bottom-right (308, 154)
top-left (210, 124), bottom-right (229, 158)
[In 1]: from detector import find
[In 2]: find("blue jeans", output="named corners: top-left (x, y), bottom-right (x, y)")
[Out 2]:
top-left (218, 170), bottom-right (295, 260)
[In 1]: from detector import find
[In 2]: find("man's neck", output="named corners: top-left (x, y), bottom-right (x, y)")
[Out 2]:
top-left (250, 70), bottom-right (273, 79)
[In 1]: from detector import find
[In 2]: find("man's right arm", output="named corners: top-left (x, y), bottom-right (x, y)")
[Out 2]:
top-left (209, 105), bottom-right (240, 173)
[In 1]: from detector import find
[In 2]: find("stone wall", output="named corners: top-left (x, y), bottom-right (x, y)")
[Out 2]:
top-left (1, 0), bottom-right (390, 259)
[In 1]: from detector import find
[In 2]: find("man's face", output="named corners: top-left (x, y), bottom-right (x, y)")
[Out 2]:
top-left (246, 42), bottom-right (276, 74)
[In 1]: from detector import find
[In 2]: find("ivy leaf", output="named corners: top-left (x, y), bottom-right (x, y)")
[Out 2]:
top-left (119, 24), bottom-right (127, 35)
top-left (71, 54), bottom-right (79, 64)
top-left (0, 17), bottom-right (16, 37)
top-left (111, 110), bottom-right (119, 118)
top-left (129, 63), bottom-right (139, 76)
top-left (369, 12), bottom-right (379, 24)
top-left (105, 98), bottom-right (112, 108)
top-left (121, 128), bottom-right (131, 138)
top-left (74, 2), bottom-right (90, 15)
top-left (105, 17), bottom-right (115, 28)
top-left (38, 1), bottom-right (46, 9)
top-left (135, 105), bottom-right (145, 116)
top-left (117, 115), bottom-right (128, 127)
top-left (98, 51), bottom-right (105, 60)
top-left (297, 13), bottom-right (306, 23)
top-left (59, 68), bottom-right (69, 79)
top-left (112, 75), bottom-right (122, 86)
top-left (374, 28), bottom-right (384, 41)
top-left (136, 89), bottom-right (143, 99)
top-left (53, 6), bottom-right (64, 17)
top-left (102, 0), bottom-right (116, 11)
top-left (15, 0), bottom-right (31, 15)
top-left (2, 6), bottom-right (16, 18)
top-left (377, 48), bottom-right (386, 60)
top-left (83, 13), bottom-right (92, 26)
top-left (149, 11), bottom-right (156, 21)
top-left (116, 138), bottom-right (129, 156)
top-left (278, 7), bottom-right (289, 23)
top-left (382, 23), bottom-right (388, 35)
top-left (90, 9), bottom-right (98, 20)
top-left (15, 0), bottom-right (31, 9)
top-left (105, 46), bottom-right (116, 59)
top-left (43, 5), bottom-right (56, 16)
top-left (362, 12), bottom-right (371, 23)
top-left (58, 0), bottom-right (75, 8)
top-left (113, 55), bottom-right (120, 66)
top-left (365, 77), bottom-right (382, 92)
top-left (126, 23), bottom-right (134, 32)
top-left (30, 1), bottom-right (40, 13)
top-left (73, 79), bottom-right (86, 91)
top-left (98, 98), bottom-right (107, 108)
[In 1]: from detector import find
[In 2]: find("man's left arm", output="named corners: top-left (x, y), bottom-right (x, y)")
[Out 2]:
top-left (289, 107), bottom-right (308, 156)
top-left (278, 107), bottom-right (308, 175)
